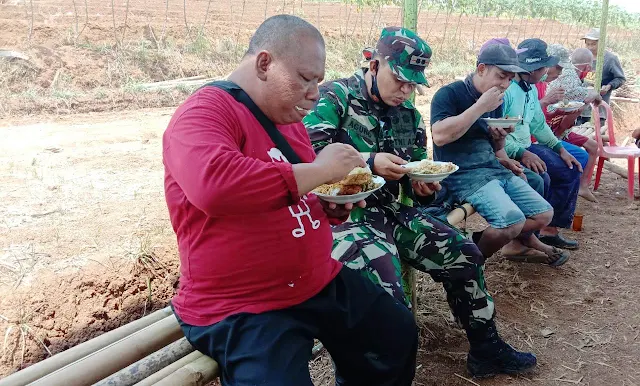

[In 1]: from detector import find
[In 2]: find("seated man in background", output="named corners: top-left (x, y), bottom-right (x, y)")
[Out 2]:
top-left (163, 15), bottom-right (419, 385)
top-left (536, 45), bottom-right (602, 202)
top-left (431, 42), bottom-right (564, 269)
top-left (305, 28), bottom-right (537, 378)
top-left (503, 38), bottom-right (584, 252)
top-left (634, 128), bottom-right (640, 148)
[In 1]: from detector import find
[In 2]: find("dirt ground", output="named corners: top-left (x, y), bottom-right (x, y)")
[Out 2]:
top-left (1, 0), bottom-right (640, 384)
top-left (1, 105), bottom-right (639, 385)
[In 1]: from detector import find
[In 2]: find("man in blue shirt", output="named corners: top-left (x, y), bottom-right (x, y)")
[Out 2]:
top-left (431, 43), bottom-right (568, 268)
top-left (503, 39), bottom-right (585, 251)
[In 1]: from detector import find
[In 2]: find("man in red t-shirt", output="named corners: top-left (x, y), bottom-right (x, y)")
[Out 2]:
top-left (162, 15), bottom-right (418, 385)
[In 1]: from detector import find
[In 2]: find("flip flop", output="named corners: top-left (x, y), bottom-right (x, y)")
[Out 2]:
top-left (503, 248), bottom-right (547, 264)
top-left (546, 247), bottom-right (571, 267)
top-left (503, 247), bottom-right (570, 267)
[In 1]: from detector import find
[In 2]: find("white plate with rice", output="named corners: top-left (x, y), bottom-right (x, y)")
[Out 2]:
top-left (402, 160), bottom-right (459, 183)
top-left (550, 101), bottom-right (584, 112)
top-left (312, 176), bottom-right (386, 204)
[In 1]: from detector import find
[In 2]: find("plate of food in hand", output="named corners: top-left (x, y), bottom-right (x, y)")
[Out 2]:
top-left (312, 167), bottom-right (385, 204)
top-left (551, 100), bottom-right (584, 112)
top-left (481, 115), bottom-right (522, 129)
top-left (402, 159), bottom-right (459, 183)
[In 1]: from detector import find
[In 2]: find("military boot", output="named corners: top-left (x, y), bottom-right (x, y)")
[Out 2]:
top-left (466, 321), bottom-right (537, 378)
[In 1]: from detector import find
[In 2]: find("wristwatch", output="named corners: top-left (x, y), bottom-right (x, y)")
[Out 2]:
top-left (367, 152), bottom-right (377, 171)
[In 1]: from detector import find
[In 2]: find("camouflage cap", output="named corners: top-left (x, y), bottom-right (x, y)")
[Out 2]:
top-left (375, 27), bottom-right (432, 85)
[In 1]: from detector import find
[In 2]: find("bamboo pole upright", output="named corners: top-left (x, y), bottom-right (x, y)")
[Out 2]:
top-left (400, 0), bottom-right (419, 313)
top-left (593, 0), bottom-right (610, 92)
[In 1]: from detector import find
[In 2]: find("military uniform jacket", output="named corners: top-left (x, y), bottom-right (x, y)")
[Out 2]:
top-left (303, 69), bottom-right (427, 205)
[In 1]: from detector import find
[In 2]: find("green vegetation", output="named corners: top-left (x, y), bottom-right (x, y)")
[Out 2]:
top-left (324, 0), bottom-right (640, 29)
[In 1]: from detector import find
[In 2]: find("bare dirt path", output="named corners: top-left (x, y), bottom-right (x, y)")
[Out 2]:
top-left (1, 108), bottom-right (639, 385)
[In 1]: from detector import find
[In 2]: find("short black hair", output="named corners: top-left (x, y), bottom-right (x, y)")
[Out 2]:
top-left (245, 14), bottom-right (324, 58)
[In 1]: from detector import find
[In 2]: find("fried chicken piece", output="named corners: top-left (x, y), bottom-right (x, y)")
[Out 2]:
top-left (341, 167), bottom-right (373, 186)
top-left (338, 184), bottom-right (363, 195)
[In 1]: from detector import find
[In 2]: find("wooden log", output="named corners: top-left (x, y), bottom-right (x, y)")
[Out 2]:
top-left (94, 337), bottom-right (195, 386)
top-left (611, 96), bottom-right (640, 103)
top-left (137, 78), bottom-right (218, 91)
top-left (0, 307), bottom-right (173, 386)
top-left (132, 351), bottom-right (204, 386)
top-left (604, 160), bottom-right (633, 179)
top-left (28, 315), bottom-right (183, 386)
top-left (153, 355), bottom-right (219, 386)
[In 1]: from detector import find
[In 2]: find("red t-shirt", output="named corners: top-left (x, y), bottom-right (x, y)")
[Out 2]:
top-left (163, 87), bottom-right (342, 326)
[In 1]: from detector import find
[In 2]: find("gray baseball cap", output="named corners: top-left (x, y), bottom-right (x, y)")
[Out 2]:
top-left (477, 43), bottom-right (528, 74)
top-left (583, 28), bottom-right (600, 41)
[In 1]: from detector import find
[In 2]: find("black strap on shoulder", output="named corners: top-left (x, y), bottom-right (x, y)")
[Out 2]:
top-left (201, 80), bottom-right (302, 165)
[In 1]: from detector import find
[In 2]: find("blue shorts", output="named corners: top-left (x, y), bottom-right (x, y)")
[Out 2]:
top-left (561, 141), bottom-right (589, 169)
top-left (466, 176), bottom-right (553, 229)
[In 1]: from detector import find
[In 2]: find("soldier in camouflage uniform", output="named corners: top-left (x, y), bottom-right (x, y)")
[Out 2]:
top-left (304, 27), bottom-right (536, 378)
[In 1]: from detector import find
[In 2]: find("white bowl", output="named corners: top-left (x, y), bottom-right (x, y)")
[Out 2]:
top-left (481, 117), bottom-right (522, 129)
top-left (402, 161), bottom-right (459, 183)
top-left (313, 176), bottom-right (386, 204)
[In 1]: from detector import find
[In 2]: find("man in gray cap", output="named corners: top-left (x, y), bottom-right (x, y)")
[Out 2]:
top-left (579, 27), bottom-right (626, 124)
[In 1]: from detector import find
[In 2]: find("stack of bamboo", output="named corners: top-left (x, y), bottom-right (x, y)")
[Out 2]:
top-left (0, 307), bottom-right (219, 386)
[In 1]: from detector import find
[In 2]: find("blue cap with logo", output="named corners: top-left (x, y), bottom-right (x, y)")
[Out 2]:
top-left (516, 38), bottom-right (560, 72)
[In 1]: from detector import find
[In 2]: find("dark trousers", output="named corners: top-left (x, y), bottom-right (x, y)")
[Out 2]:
top-left (174, 266), bottom-right (418, 386)
top-left (527, 144), bottom-right (581, 228)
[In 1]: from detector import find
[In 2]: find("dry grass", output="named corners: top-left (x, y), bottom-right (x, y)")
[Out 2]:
top-left (0, 245), bottom-right (50, 289)
top-left (0, 308), bottom-right (51, 368)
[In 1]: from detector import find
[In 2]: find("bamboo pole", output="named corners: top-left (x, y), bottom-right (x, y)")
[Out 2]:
top-left (0, 307), bottom-right (173, 386)
top-left (593, 0), bottom-right (609, 92)
top-left (28, 315), bottom-right (183, 386)
top-left (132, 351), bottom-right (205, 386)
top-left (153, 355), bottom-right (219, 386)
top-left (401, 0), bottom-right (419, 313)
top-left (94, 337), bottom-right (195, 386)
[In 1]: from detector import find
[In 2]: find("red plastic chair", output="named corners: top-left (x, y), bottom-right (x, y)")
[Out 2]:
top-left (591, 101), bottom-right (640, 200)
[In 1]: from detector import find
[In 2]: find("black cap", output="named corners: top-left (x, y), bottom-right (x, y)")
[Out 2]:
top-left (477, 44), bottom-right (528, 74)
top-left (516, 38), bottom-right (560, 72)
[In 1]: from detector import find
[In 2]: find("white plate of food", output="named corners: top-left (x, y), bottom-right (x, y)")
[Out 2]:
top-left (551, 101), bottom-right (584, 112)
top-left (481, 116), bottom-right (522, 129)
top-left (312, 167), bottom-right (385, 204)
top-left (402, 159), bottom-right (459, 183)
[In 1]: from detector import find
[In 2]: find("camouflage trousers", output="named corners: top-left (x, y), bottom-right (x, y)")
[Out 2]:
top-left (331, 202), bottom-right (495, 329)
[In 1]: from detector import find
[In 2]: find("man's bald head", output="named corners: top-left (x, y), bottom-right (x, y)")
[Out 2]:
top-left (229, 14), bottom-right (326, 125)
top-left (245, 14), bottom-right (324, 59)
top-left (571, 48), bottom-right (593, 65)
